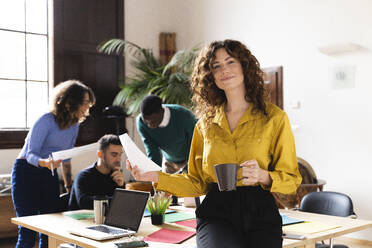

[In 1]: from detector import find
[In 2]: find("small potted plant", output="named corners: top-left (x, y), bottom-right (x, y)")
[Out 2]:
top-left (147, 191), bottom-right (172, 225)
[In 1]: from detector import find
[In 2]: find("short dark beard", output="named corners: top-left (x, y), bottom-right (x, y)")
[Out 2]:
top-left (101, 154), bottom-right (113, 173)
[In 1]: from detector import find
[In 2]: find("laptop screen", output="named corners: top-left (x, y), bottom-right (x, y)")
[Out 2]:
top-left (105, 188), bottom-right (150, 231)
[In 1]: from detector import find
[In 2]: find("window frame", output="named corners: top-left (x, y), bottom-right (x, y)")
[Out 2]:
top-left (0, 130), bottom-right (28, 149)
top-left (1, 0), bottom-right (125, 149)
top-left (0, 0), bottom-right (50, 148)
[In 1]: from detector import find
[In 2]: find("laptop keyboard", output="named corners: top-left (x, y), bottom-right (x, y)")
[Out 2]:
top-left (87, 225), bottom-right (126, 235)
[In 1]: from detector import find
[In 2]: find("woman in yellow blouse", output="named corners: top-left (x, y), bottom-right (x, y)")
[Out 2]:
top-left (127, 39), bottom-right (302, 247)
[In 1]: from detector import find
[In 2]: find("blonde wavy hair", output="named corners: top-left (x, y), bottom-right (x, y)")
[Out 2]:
top-left (50, 80), bottom-right (95, 129)
top-left (191, 39), bottom-right (267, 125)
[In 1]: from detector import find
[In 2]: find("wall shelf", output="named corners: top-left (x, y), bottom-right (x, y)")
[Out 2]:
top-left (318, 43), bottom-right (364, 55)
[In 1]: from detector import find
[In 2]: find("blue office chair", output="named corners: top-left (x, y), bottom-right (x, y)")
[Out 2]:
top-left (299, 191), bottom-right (356, 248)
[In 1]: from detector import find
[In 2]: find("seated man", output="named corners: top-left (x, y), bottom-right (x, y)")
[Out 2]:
top-left (69, 134), bottom-right (125, 210)
top-left (136, 95), bottom-right (197, 174)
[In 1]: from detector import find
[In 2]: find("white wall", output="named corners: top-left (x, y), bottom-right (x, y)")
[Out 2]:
top-left (124, 0), bottom-right (372, 240)
top-left (0, 149), bottom-right (19, 175)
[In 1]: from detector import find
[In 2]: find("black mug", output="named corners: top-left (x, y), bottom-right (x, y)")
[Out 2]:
top-left (214, 163), bottom-right (242, 191)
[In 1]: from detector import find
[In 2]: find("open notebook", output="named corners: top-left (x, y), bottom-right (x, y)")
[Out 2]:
top-left (68, 188), bottom-right (149, 240)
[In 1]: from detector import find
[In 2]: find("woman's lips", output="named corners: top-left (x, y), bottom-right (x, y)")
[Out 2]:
top-left (221, 75), bottom-right (234, 81)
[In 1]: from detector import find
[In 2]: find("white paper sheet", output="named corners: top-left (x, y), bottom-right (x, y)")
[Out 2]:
top-left (51, 142), bottom-right (98, 160)
top-left (119, 133), bottom-right (161, 173)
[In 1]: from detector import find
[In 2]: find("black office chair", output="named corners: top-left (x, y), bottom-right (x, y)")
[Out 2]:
top-left (299, 191), bottom-right (356, 248)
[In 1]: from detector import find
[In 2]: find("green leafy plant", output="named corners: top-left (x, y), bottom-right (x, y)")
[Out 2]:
top-left (146, 191), bottom-right (172, 216)
top-left (97, 39), bottom-right (199, 115)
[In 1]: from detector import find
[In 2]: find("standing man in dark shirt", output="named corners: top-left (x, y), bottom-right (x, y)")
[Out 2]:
top-left (69, 134), bottom-right (125, 210)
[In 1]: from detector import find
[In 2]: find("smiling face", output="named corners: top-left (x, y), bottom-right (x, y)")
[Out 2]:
top-left (211, 48), bottom-right (245, 92)
top-left (75, 92), bottom-right (91, 120)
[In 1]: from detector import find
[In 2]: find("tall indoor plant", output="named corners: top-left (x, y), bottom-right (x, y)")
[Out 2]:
top-left (97, 39), bottom-right (199, 115)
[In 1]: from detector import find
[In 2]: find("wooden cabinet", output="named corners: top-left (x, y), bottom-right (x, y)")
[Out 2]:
top-left (0, 194), bottom-right (17, 238)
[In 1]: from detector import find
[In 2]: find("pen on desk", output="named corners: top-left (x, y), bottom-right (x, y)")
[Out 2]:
top-left (49, 155), bottom-right (54, 176)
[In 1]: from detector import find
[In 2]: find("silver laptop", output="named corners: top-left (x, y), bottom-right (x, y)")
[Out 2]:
top-left (68, 188), bottom-right (150, 240)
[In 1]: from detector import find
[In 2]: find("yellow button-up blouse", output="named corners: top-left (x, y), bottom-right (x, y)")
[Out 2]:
top-left (156, 102), bottom-right (302, 197)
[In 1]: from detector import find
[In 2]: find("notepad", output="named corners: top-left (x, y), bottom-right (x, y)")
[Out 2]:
top-left (283, 221), bottom-right (341, 234)
top-left (281, 214), bottom-right (304, 226)
top-left (164, 212), bottom-right (195, 223)
top-left (64, 212), bottom-right (95, 220)
top-left (144, 228), bottom-right (196, 244)
top-left (175, 219), bottom-right (197, 229)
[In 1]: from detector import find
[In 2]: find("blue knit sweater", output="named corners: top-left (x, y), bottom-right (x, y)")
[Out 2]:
top-left (19, 112), bottom-right (78, 166)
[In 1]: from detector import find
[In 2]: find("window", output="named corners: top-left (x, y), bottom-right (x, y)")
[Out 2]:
top-left (0, 0), bottom-right (49, 130)
top-left (0, 0), bottom-right (124, 148)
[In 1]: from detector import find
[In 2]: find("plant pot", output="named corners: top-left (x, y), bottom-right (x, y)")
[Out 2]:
top-left (151, 214), bottom-right (164, 225)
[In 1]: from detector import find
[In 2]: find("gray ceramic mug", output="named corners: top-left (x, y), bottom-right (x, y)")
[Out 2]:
top-left (214, 163), bottom-right (242, 191)
top-left (93, 196), bottom-right (109, 224)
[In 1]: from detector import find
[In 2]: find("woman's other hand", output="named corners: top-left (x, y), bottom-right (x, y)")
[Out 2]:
top-left (126, 159), bottom-right (159, 183)
top-left (38, 157), bottom-right (62, 171)
top-left (241, 160), bottom-right (272, 186)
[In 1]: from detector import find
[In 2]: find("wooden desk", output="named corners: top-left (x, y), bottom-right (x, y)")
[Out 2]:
top-left (281, 209), bottom-right (372, 248)
top-left (11, 209), bottom-right (372, 248)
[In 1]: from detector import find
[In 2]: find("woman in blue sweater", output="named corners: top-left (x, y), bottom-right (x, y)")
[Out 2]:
top-left (11, 80), bottom-right (95, 248)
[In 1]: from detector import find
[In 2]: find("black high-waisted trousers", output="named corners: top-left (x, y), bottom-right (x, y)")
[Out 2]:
top-left (195, 184), bottom-right (282, 248)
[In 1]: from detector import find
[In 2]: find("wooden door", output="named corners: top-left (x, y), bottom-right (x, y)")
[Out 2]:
top-left (262, 66), bottom-right (283, 109)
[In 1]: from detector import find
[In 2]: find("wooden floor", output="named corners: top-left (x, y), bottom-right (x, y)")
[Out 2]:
top-left (1, 236), bottom-right (371, 248)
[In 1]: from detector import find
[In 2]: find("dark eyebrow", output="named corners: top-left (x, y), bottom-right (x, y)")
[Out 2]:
top-left (212, 56), bottom-right (233, 65)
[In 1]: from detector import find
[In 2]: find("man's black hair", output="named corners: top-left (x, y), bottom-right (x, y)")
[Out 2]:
top-left (98, 134), bottom-right (122, 152)
top-left (140, 95), bottom-right (163, 116)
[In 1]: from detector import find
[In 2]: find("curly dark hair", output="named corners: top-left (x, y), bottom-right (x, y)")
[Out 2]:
top-left (51, 80), bottom-right (95, 129)
top-left (191, 39), bottom-right (267, 124)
